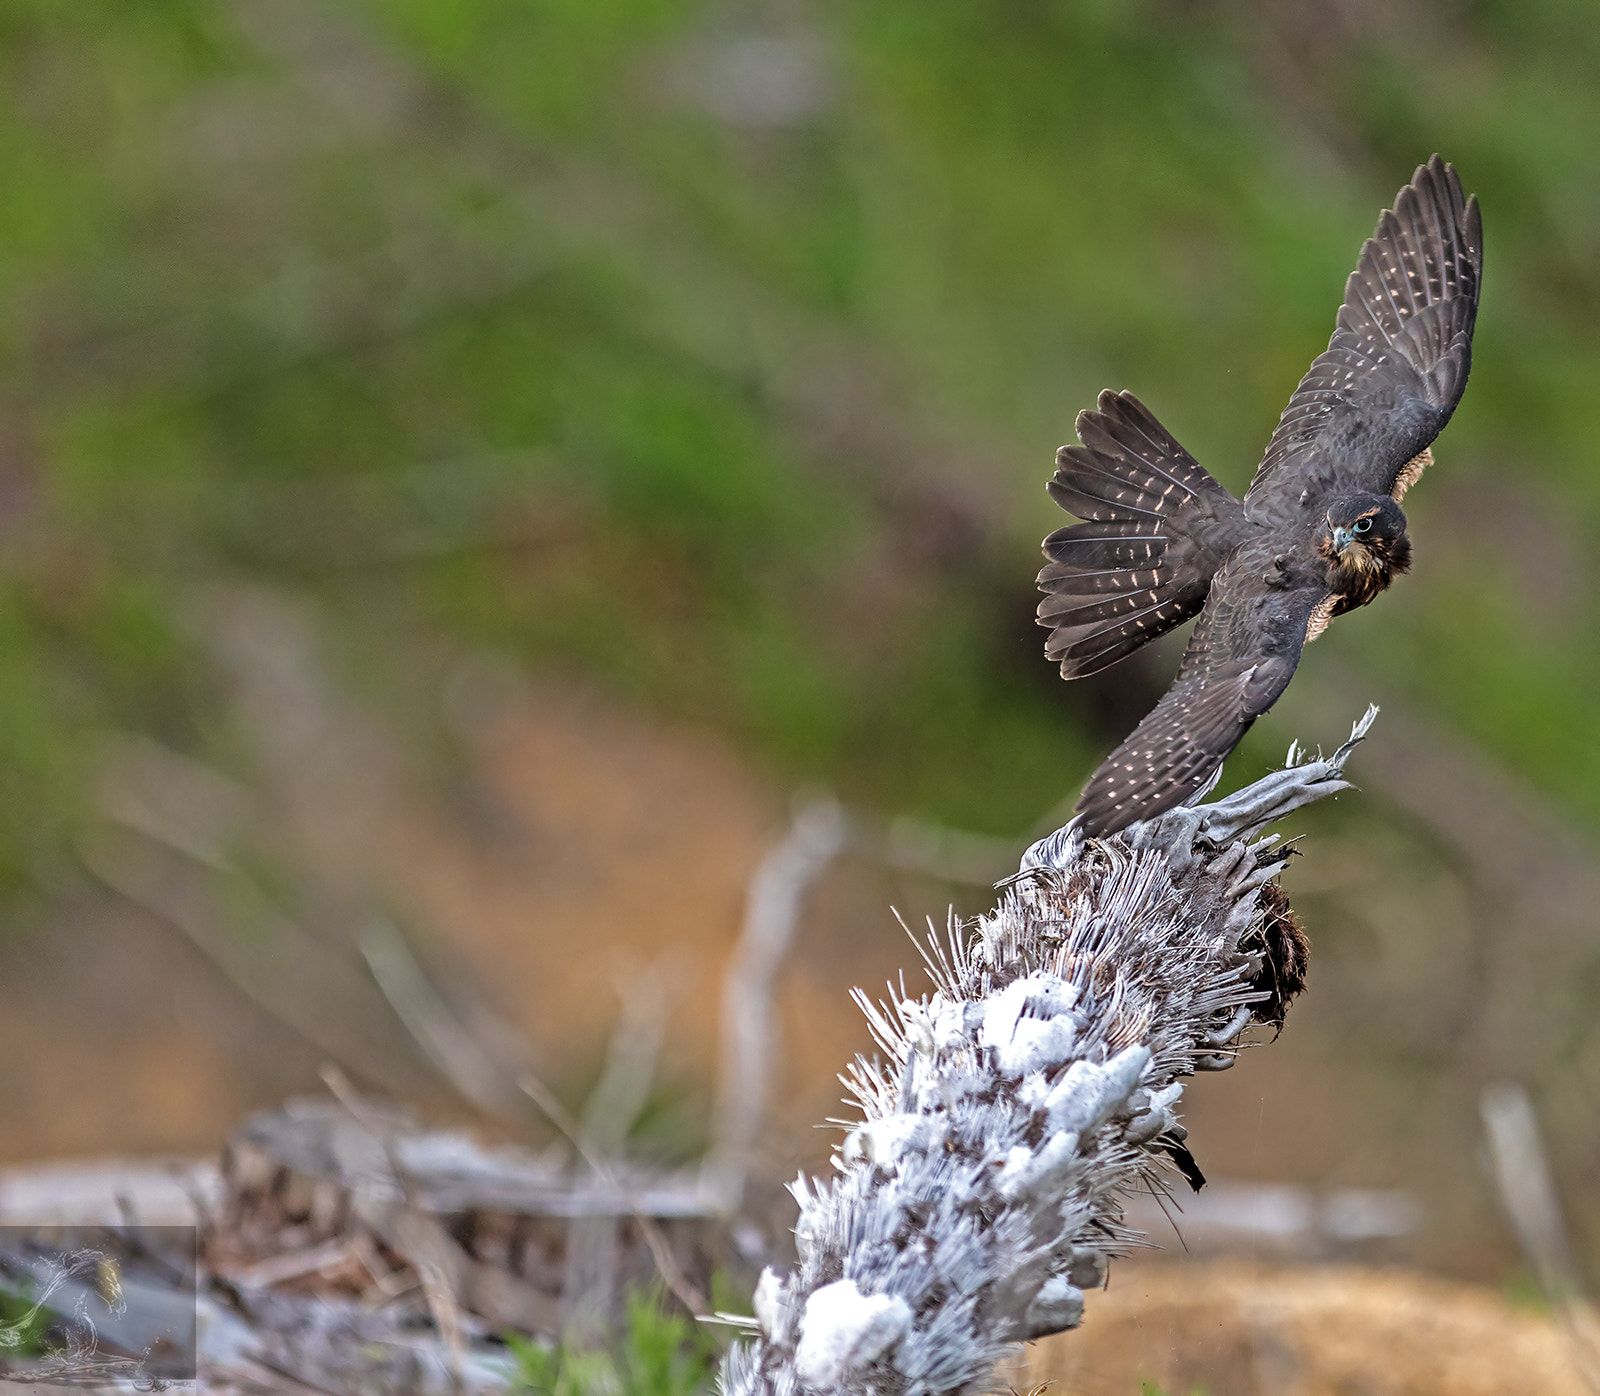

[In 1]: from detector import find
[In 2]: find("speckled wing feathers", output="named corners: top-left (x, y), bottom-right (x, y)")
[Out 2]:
top-left (1075, 581), bottom-right (1324, 835)
top-left (1247, 155), bottom-right (1481, 509)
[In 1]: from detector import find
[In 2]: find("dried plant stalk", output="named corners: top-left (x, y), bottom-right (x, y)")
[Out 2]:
top-left (720, 709), bottom-right (1377, 1396)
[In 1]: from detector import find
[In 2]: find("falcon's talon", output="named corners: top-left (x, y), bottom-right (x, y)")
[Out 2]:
top-left (1039, 157), bottom-right (1480, 837)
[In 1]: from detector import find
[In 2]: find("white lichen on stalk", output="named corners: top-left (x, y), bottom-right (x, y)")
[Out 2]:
top-left (720, 709), bottom-right (1377, 1396)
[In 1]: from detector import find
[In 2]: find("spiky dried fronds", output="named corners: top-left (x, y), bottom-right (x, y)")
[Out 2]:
top-left (719, 709), bottom-right (1376, 1396)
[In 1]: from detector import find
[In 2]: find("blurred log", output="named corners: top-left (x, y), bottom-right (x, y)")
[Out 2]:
top-left (206, 1098), bottom-right (719, 1333)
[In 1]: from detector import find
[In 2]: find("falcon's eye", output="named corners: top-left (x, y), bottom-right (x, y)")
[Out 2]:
top-left (1354, 517), bottom-right (1373, 533)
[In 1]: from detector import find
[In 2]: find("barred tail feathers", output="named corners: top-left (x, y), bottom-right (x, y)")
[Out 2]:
top-left (1038, 391), bottom-right (1237, 679)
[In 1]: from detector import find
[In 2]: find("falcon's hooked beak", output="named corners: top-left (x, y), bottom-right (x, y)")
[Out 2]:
top-left (1325, 520), bottom-right (1388, 576)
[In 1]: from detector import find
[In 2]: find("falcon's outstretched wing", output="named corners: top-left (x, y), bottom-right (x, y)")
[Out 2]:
top-left (1075, 571), bottom-right (1326, 836)
top-left (1246, 156), bottom-right (1482, 508)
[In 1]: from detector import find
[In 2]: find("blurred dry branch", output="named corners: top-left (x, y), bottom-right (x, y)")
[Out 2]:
top-left (703, 799), bottom-right (849, 1214)
top-left (1482, 1083), bottom-right (1600, 1392)
top-left (358, 917), bottom-right (538, 1126)
top-left (567, 954), bottom-right (688, 1338)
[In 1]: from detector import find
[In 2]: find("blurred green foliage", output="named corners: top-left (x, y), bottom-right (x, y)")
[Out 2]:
top-left (0, 0), bottom-right (1597, 904)
top-left (508, 1290), bottom-right (718, 1396)
top-left (0, 1290), bottom-right (50, 1361)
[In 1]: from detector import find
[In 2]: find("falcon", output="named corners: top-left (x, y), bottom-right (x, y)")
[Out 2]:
top-left (1038, 156), bottom-right (1482, 836)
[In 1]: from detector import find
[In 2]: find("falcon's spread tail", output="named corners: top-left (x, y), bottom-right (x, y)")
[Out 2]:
top-left (1038, 391), bottom-right (1241, 678)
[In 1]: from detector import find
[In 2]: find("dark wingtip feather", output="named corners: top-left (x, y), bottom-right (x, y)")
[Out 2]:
top-left (1053, 643), bottom-right (1141, 682)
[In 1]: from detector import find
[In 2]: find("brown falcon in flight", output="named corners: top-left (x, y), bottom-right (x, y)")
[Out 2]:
top-left (1038, 156), bottom-right (1482, 836)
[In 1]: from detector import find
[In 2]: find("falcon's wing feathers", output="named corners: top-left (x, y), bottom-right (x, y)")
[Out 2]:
top-left (1074, 580), bottom-right (1325, 834)
top-left (1039, 390), bottom-right (1243, 679)
top-left (1246, 155), bottom-right (1482, 505)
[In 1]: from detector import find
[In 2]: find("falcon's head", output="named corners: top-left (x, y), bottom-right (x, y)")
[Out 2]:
top-left (1320, 493), bottom-right (1411, 578)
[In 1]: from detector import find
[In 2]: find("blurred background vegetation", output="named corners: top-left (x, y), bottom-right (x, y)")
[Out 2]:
top-left (2, 0), bottom-right (1599, 1298)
